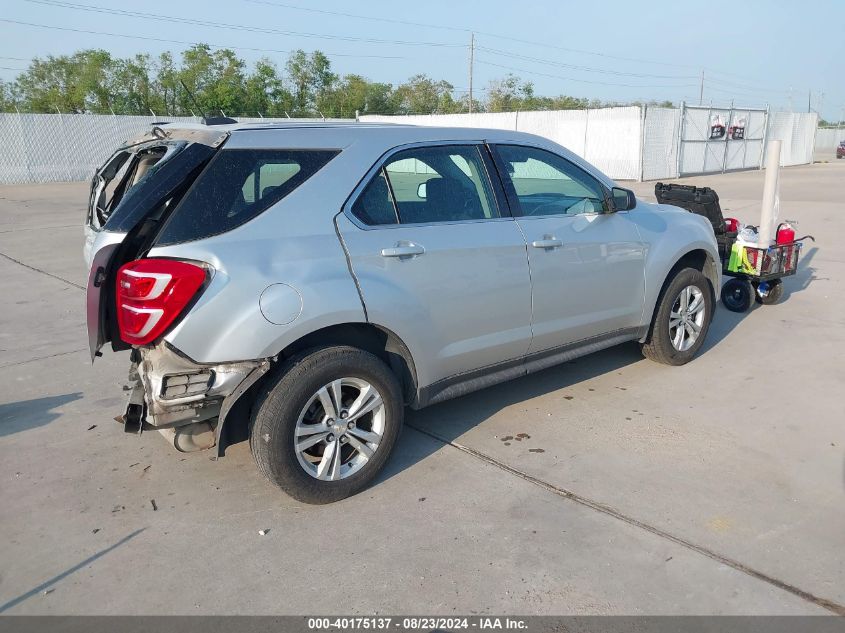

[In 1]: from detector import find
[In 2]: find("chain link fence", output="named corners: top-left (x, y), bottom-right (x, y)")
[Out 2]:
top-left (0, 113), bottom-right (323, 185)
top-left (675, 104), bottom-right (768, 176)
top-left (0, 108), bottom-right (823, 185)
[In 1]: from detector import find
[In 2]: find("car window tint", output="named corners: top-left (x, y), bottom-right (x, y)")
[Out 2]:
top-left (155, 149), bottom-right (338, 245)
top-left (351, 169), bottom-right (398, 225)
top-left (381, 145), bottom-right (498, 224)
top-left (495, 145), bottom-right (606, 216)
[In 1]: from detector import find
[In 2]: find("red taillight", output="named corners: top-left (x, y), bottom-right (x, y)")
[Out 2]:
top-left (115, 259), bottom-right (207, 345)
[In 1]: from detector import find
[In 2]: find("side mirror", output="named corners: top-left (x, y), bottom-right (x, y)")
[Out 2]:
top-left (417, 182), bottom-right (427, 199)
top-left (611, 187), bottom-right (636, 212)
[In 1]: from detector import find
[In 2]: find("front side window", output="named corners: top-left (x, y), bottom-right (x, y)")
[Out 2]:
top-left (351, 145), bottom-right (499, 226)
top-left (494, 145), bottom-right (606, 217)
top-left (155, 148), bottom-right (338, 245)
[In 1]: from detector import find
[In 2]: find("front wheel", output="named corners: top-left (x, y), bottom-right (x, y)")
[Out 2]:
top-left (642, 267), bottom-right (714, 366)
top-left (250, 345), bottom-right (403, 504)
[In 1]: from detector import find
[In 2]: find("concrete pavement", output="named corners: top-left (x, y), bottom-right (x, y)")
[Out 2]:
top-left (0, 163), bottom-right (843, 615)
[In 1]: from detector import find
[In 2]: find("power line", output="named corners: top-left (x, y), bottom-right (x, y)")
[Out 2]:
top-left (243, 0), bottom-right (698, 70)
top-left (0, 18), bottom-right (411, 61)
top-left (244, 0), bottom-right (471, 34)
top-left (476, 46), bottom-right (697, 80)
top-left (475, 59), bottom-right (698, 89)
top-left (24, 0), bottom-right (465, 48)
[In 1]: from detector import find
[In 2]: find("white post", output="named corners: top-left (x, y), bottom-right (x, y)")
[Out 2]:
top-left (758, 139), bottom-right (781, 248)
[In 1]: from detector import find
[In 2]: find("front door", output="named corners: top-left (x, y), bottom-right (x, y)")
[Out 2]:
top-left (336, 143), bottom-right (533, 387)
top-left (491, 144), bottom-right (646, 355)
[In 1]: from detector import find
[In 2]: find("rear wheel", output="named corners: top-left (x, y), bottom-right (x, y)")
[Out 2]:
top-left (642, 267), bottom-right (713, 366)
top-left (721, 278), bottom-right (754, 313)
top-left (250, 345), bottom-right (403, 504)
top-left (754, 279), bottom-right (784, 305)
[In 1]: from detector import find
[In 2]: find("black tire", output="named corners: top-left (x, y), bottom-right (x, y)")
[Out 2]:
top-left (721, 278), bottom-right (754, 313)
top-left (250, 345), bottom-right (403, 504)
top-left (641, 267), bottom-right (714, 366)
top-left (754, 278), bottom-right (784, 305)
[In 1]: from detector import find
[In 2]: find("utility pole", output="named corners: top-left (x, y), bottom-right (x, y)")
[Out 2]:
top-left (468, 32), bottom-right (475, 115)
top-left (698, 69), bottom-right (704, 106)
top-left (807, 89), bottom-right (811, 113)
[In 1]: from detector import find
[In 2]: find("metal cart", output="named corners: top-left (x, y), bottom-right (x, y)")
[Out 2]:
top-left (719, 239), bottom-right (801, 312)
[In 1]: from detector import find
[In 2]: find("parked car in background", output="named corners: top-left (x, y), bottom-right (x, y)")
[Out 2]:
top-left (837, 140), bottom-right (845, 159)
top-left (85, 122), bottom-right (720, 503)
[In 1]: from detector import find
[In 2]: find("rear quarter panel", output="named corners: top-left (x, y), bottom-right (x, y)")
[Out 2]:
top-left (146, 142), bottom-right (382, 364)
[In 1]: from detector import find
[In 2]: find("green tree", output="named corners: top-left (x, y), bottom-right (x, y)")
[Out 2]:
top-left (243, 59), bottom-right (291, 117)
top-left (395, 74), bottom-right (458, 114)
top-left (286, 49), bottom-right (337, 116)
top-left (15, 50), bottom-right (116, 113)
top-left (0, 80), bottom-right (15, 111)
top-left (486, 75), bottom-right (533, 112)
top-left (111, 54), bottom-right (162, 115)
top-left (178, 44), bottom-right (247, 116)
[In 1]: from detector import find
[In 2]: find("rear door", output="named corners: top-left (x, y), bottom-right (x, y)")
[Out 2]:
top-left (336, 142), bottom-right (533, 387)
top-left (85, 128), bottom-right (227, 359)
top-left (490, 143), bottom-right (646, 354)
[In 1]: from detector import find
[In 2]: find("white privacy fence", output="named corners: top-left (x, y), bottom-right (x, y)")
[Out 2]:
top-left (364, 106), bottom-right (820, 181)
top-left (814, 127), bottom-right (845, 156)
top-left (363, 107), bottom-right (643, 180)
top-left (0, 108), bottom-right (822, 185)
top-left (763, 111), bottom-right (819, 167)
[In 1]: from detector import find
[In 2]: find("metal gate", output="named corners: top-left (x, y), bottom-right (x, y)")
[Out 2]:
top-left (676, 103), bottom-right (768, 176)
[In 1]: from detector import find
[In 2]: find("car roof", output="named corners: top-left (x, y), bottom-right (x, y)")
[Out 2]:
top-left (158, 120), bottom-right (552, 145)
top-left (154, 120), bottom-right (616, 188)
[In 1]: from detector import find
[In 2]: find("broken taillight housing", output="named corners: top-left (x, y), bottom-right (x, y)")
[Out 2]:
top-left (115, 259), bottom-right (208, 345)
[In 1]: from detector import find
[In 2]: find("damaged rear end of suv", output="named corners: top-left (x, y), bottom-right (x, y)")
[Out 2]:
top-left (85, 122), bottom-right (341, 463)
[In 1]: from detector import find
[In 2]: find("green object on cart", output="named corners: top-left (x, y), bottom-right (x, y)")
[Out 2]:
top-left (727, 242), bottom-right (743, 273)
top-left (727, 243), bottom-right (756, 274)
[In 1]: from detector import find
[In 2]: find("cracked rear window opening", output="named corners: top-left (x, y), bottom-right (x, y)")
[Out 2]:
top-left (89, 143), bottom-right (179, 230)
top-left (153, 148), bottom-right (341, 246)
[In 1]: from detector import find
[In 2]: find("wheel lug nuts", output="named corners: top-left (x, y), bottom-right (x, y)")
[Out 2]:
top-left (340, 410), bottom-right (348, 419)
top-left (340, 436), bottom-right (347, 444)
top-left (347, 421), bottom-right (355, 429)
top-left (326, 433), bottom-right (334, 442)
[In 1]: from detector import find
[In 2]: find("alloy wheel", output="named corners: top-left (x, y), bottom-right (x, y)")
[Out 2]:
top-left (669, 285), bottom-right (706, 352)
top-left (293, 377), bottom-right (385, 481)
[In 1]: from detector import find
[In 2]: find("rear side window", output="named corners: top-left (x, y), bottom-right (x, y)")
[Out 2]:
top-left (155, 149), bottom-right (339, 245)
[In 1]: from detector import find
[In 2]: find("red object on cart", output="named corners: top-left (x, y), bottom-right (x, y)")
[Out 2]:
top-left (777, 222), bottom-right (797, 270)
top-left (725, 218), bottom-right (740, 232)
top-left (777, 222), bottom-right (795, 245)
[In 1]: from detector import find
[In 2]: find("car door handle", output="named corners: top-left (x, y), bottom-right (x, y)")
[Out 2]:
top-left (380, 242), bottom-right (425, 258)
top-left (530, 237), bottom-right (563, 249)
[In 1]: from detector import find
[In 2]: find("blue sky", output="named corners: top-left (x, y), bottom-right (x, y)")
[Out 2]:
top-left (1, 0), bottom-right (843, 120)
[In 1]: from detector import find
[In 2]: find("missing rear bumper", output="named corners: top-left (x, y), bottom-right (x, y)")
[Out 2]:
top-left (120, 342), bottom-right (264, 451)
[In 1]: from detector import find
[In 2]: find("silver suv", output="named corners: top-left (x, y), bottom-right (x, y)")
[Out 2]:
top-left (85, 122), bottom-right (720, 503)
